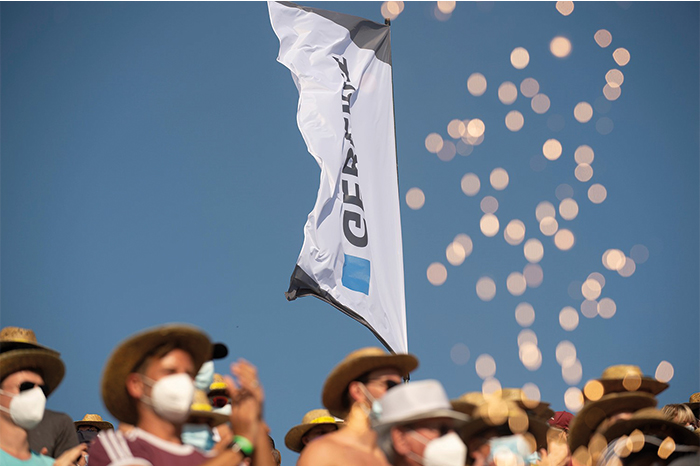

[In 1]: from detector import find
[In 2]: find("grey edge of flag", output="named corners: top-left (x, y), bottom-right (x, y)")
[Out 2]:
top-left (277, 1), bottom-right (392, 65)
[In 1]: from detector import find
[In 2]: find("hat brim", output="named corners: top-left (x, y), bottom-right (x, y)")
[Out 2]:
top-left (601, 417), bottom-right (700, 448)
top-left (187, 410), bottom-right (229, 428)
top-left (451, 400), bottom-right (479, 416)
top-left (599, 378), bottom-right (668, 396)
top-left (284, 421), bottom-right (341, 453)
top-left (322, 353), bottom-right (418, 417)
top-left (101, 324), bottom-right (212, 425)
top-left (0, 349), bottom-right (65, 396)
top-left (460, 411), bottom-right (550, 450)
top-left (374, 409), bottom-right (469, 434)
top-left (75, 421), bottom-right (114, 431)
top-left (568, 392), bottom-right (657, 454)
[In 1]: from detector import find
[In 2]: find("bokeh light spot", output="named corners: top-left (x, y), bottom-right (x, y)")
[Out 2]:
top-left (518, 329), bottom-right (538, 347)
top-left (381, 1), bottom-right (404, 20)
top-left (618, 257), bottom-right (636, 277)
top-left (550, 36), bottom-right (572, 58)
top-left (574, 102), bottom-right (593, 123)
top-left (454, 234), bottom-right (474, 257)
top-left (520, 78), bottom-right (539, 98)
top-left (437, 1), bottom-right (456, 14)
top-left (555, 1), bottom-right (574, 16)
top-left (556, 341), bottom-right (577, 367)
top-left (515, 302), bottom-right (535, 327)
top-left (575, 163), bottom-right (594, 182)
top-left (475, 354), bottom-right (497, 379)
top-left (498, 81), bottom-right (518, 105)
top-left (603, 83), bottom-right (622, 101)
top-left (556, 184), bottom-right (574, 201)
top-left (519, 342), bottom-right (542, 370)
top-left (594, 29), bottom-right (612, 48)
top-left (613, 47), bottom-right (631, 66)
top-left (480, 196), bottom-right (499, 214)
top-left (531, 93), bottom-right (551, 114)
top-left (565, 387), bottom-right (584, 412)
top-left (658, 437), bottom-right (676, 460)
top-left (543, 139), bottom-right (562, 160)
top-left (588, 184), bottom-right (607, 204)
top-left (584, 380), bottom-right (605, 401)
top-left (559, 198), bottom-right (579, 220)
top-left (507, 272), bottom-right (527, 296)
top-left (562, 359), bottom-right (583, 384)
top-left (523, 263), bottom-right (543, 288)
top-left (524, 238), bottom-right (544, 263)
top-left (505, 110), bottom-right (525, 131)
top-left (630, 244), bottom-right (649, 264)
top-left (461, 173), bottom-right (481, 196)
top-left (555, 229), bottom-right (575, 250)
top-left (540, 216), bottom-right (559, 236)
top-left (425, 133), bottom-right (444, 153)
top-left (504, 219), bottom-right (526, 246)
top-left (582, 279), bottom-right (602, 300)
top-left (405, 187), bottom-right (425, 210)
top-left (596, 117), bottom-right (614, 135)
top-left (568, 280), bottom-right (584, 300)
top-left (467, 73), bottom-right (487, 96)
top-left (437, 140), bottom-right (457, 161)
top-left (587, 272), bottom-right (606, 288)
top-left (467, 118), bottom-right (486, 138)
top-left (446, 241), bottom-right (466, 266)
top-left (581, 299), bottom-right (598, 318)
top-left (456, 139), bottom-right (474, 156)
top-left (450, 343), bottom-right (470, 365)
top-left (427, 262), bottom-right (447, 286)
top-left (605, 69), bottom-right (625, 88)
top-left (536, 201), bottom-right (556, 222)
top-left (510, 47), bottom-right (530, 69)
top-left (655, 361), bottom-right (674, 383)
top-left (480, 213), bottom-right (500, 237)
top-left (597, 297), bottom-right (617, 319)
top-left (603, 249), bottom-right (626, 270)
top-left (574, 145), bottom-right (595, 164)
top-left (447, 119), bottom-right (467, 139)
top-left (476, 276), bottom-right (497, 301)
top-left (490, 168), bottom-right (509, 190)
top-left (559, 306), bottom-right (579, 331)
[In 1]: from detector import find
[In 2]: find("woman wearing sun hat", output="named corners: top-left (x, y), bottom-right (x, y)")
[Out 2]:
top-left (284, 409), bottom-right (343, 453)
top-left (0, 326), bottom-right (86, 466)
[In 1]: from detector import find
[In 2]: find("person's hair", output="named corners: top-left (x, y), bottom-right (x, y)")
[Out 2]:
top-left (132, 342), bottom-right (184, 375)
top-left (378, 428), bottom-right (399, 465)
top-left (661, 404), bottom-right (696, 425)
top-left (341, 371), bottom-right (371, 410)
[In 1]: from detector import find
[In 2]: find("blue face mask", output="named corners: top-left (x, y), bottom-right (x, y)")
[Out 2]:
top-left (194, 361), bottom-right (215, 391)
top-left (358, 383), bottom-right (382, 422)
top-left (182, 424), bottom-right (214, 451)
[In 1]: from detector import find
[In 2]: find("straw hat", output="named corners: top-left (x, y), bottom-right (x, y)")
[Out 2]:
top-left (499, 388), bottom-right (555, 420)
top-left (187, 390), bottom-right (229, 427)
top-left (459, 400), bottom-right (550, 450)
top-left (208, 373), bottom-right (227, 396)
top-left (594, 365), bottom-right (668, 396)
top-left (101, 323), bottom-right (212, 425)
top-left (599, 408), bottom-right (700, 448)
top-left (568, 391), bottom-right (657, 454)
top-left (74, 414), bottom-right (114, 431)
top-left (0, 326), bottom-right (65, 395)
top-left (687, 392), bottom-right (700, 414)
top-left (284, 409), bottom-right (343, 453)
top-left (451, 392), bottom-right (484, 417)
top-left (321, 347), bottom-right (418, 417)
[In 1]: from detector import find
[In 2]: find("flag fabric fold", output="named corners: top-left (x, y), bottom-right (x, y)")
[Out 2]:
top-left (269, 1), bottom-right (408, 354)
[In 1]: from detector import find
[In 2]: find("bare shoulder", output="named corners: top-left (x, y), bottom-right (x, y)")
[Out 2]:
top-left (296, 432), bottom-right (351, 466)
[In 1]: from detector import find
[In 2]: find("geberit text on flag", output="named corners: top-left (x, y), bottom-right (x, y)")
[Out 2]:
top-left (268, 1), bottom-right (408, 353)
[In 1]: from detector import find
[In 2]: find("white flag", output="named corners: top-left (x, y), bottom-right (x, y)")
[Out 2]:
top-left (269, 1), bottom-right (407, 353)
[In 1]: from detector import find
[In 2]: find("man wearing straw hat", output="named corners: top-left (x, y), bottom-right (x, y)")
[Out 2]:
top-left (0, 326), bottom-right (87, 465)
top-left (284, 409), bottom-right (342, 454)
top-left (373, 379), bottom-right (469, 466)
top-left (74, 414), bottom-right (113, 447)
top-left (87, 323), bottom-right (275, 466)
top-left (297, 347), bottom-right (418, 466)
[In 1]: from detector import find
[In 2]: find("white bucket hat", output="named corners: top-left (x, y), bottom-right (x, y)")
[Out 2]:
top-left (372, 380), bottom-right (469, 433)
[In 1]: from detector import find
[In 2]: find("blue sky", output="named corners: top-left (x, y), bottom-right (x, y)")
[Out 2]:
top-left (2, 1), bottom-right (698, 464)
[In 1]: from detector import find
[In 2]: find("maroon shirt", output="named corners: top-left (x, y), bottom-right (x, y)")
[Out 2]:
top-left (88, 427), bottom-right (210, 466)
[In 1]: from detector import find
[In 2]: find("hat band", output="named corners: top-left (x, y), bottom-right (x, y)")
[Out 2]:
top-left (310, 416), bottom-right (336, 424)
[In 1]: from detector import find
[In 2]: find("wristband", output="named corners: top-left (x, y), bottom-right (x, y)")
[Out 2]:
top-left (232, 435), bottom-right (254, 457)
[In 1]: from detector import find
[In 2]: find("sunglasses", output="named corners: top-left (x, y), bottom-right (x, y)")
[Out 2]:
top-left (210, 395), bottom-right (230, 408)
top-left (19, 381), bottom-right (49, 396)
top-left (367, 379), bottom-right (400, 391)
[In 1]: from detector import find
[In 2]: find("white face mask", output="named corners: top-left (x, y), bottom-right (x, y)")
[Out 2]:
top-left (141, 373), bottom-right (195, 424)
top-left (408, 431), bottom-right (467, 466)
top-left (0, 386), bottom-right (47, 430)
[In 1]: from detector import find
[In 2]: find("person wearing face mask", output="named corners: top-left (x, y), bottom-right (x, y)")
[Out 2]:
top-left (0, 327), bottom-right (87, 466)
top-left (297, 347), bottom-right (418, 466)
top-left (373, 380), bottom-right (469, 466)
top-left (86, 323), bottom-right (276, 466)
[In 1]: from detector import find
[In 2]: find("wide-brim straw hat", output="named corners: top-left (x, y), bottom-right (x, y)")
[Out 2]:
top-left (321, 347), bottom-right (418, 417)
top-left (74, 414), bottom-right (114, 431)
top-left (459, 400), bottom-right (550, 450)
top-left (0, 327), bottom-right (65, 396)
top-left (594, 365), bottom-right (668, 396)
top-left (687, 392), bottom-right (700, 413)
top-left (284, 409), bottom-right (343, 453)
top-left (599, 408), bottom-right (700, 448)
top-left (568, 391), bottom-right (657, 454)
top-left (451, 392), bottom-right (484, 417)
top-left (451, 389), bottom-right (554, 420)
top-left (187, 389), bottom-right (229, 427)
top-left (101, 323), bottom-right (212, 425)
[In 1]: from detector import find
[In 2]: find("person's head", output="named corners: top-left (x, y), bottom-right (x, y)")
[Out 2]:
top-left (321, 347), bottom-right (419, 418)
top-left (661, 404), bottom-right (697, 429)
top-left (0, 326), bottom-right (64, 433)
top-left (284, 409), bottom-right (343, 452)
top-left (101, 324), bottom-right (212, 428)
top-left (374, 380), bottom-right (469, 466)
top-left (74, 414), bottom-right (114, 445)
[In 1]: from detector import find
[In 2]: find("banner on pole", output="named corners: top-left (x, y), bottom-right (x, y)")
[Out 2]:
top-left (269, 1), bottom-right (408, 353)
